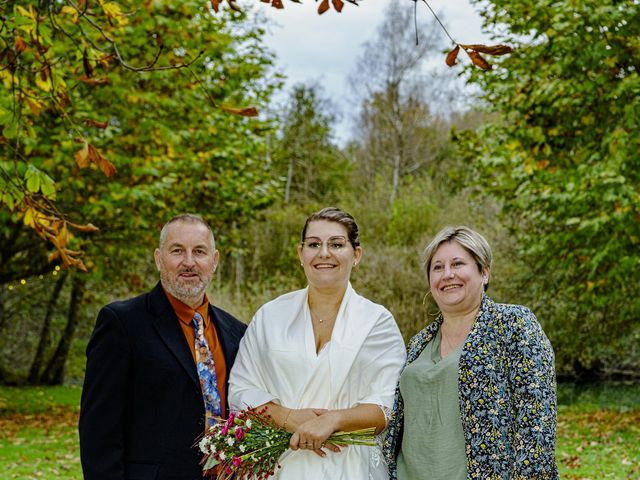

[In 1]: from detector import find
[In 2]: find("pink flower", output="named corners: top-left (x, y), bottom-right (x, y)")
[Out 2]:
top-left (232, 456), bottom-right (242, 467)
top-left (226, 412), bottom-right (236, 427)
top-left (235, 427), bottom-right (245, 440)
top-left (220, 424), bottom-right (229, 436)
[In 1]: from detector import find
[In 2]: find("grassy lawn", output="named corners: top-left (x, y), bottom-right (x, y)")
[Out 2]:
top-left (0, 386), bottom-right (82, 479)
top-left (0, 384), bottom-right (638, 479)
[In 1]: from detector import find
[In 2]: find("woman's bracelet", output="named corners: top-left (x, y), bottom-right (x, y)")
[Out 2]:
top-left (283, 408), bottom-right (293, 430)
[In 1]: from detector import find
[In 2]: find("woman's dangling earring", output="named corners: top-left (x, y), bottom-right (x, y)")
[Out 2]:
top-left (422, 290), bottom-right (432, 306)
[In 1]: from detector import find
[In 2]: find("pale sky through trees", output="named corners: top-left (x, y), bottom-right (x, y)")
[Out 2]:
top-left (255, 0), bottom-right (492, 141)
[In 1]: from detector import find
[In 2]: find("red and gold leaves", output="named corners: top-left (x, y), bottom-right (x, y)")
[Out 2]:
top-left (15, 36), bottom-right (29, 53)
top-left (83, 119), bottom-right (109, 129)
top-left (224, 0), bottom-right (349, 14)
top-left (212, 0), bottom-right (245, 12)
top-left (260, 0), bottom-right (285, 9)
top-left (461, 44), bottom-right (513, 56)
top-left (78, 76), bottom-right (110, 85)
top-left (446, 43), bottom-right (513, 70)
top-left (318, 0), bottom-right (330, 14)
top-left (220, 105), bottom-right (259, 117)
top-left (21, 200), bottom-right (98, 272)
top-left (331, 0), bottom-right (344, 13)
top-left (445, 45), bottom-right (460, 67)
top-left (466, 50), bottom-right (491, 70)
top-left (74, 140), bottom-right (117, 177)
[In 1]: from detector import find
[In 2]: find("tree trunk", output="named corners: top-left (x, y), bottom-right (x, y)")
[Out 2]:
top-left (390, 150), bottom-right (401, 206)
top-left (284, 157), bottom-right (294, 203)
top-left (40, 274), bottom-right (86, 385)
top-left (234, 251), bottom-right (244, 297)
top-left (28, 271), bottom-right (67, 384)
top-left (0, 286), bottom-right (5, 332)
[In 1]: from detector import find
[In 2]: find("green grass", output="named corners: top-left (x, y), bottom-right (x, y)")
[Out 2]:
top-left (0, 387), bottom-right (81, 479)
top-left (0, 384), bottom-right (638, 479)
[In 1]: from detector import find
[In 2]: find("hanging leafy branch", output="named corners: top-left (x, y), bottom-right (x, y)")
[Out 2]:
top-left (0, 1), bottom-right (260, 271)
top-left (414, 0), bottom-right (513, 70)
top-left (211, 0), bottom-right (362, 15)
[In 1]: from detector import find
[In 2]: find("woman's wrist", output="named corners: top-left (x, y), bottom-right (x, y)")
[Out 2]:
top-left (323, 410), bottom-right (343, 432)
top-left (283, 408), bottom-right (293, 430)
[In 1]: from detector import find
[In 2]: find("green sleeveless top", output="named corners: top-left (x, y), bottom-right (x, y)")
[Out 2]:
top-left (396, 329), bottom-right (467, 480)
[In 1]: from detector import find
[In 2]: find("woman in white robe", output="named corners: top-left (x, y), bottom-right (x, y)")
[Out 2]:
top-left (229, 207), bottom-right (406, 480)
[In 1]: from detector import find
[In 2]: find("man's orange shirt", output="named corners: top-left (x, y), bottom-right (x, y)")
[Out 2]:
top-left (164, 289), bottom-right (228, 418)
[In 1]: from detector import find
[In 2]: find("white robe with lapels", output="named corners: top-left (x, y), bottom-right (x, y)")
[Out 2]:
top-left (229, 284), bottom-right (406, 480)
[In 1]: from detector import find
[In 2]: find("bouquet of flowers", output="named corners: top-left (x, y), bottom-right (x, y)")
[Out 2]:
top-left (198, 407), bottom-right (377, 479)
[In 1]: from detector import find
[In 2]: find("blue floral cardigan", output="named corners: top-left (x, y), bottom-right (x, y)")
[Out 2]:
top-left (382, 295), bottom-right (559, 479)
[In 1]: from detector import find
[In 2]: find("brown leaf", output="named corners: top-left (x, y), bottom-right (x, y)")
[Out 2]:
top-left (4, 49), bottom-right (17, 73)
top-left (446, 45), bottom-right (460, 67)
top-left (466, 50), bottom-right (492, 70)
top-left (78, 76), bottom-right (110, 85)
top-left (98, 54), bottom-right (115, 69)
top-left (75, 259), bottom-right (89, 272)
top-left (271, 0), bottom-right (284, 8)
top-left (210, 0), bottom-right (220, 12)
top-left (460, 44), bottom-right (513, 56)
top-left (56, 223), bottom-right (70, 249)
top-left (96, 154), bottom-right (117, 177)
top-left (318, 0), bottom-right (330, 14)
top-left (83, 119), bottom-right (109, 129)
top-left (68, 222), bottom-right (100, 233)
top-left (220, 105), bottom-right (259, 117)
top-left (75, 142), bottom-right (90, 168)
top-left (82, 48), bottom-right (93, 78)
top-left (87, 144), bottom-right (100, 164)
top-left (40, 66), bottom-right (50, 83)
top-left (332, 0), bottom-right (344, 12)
top-left (227, 0), bottom-right (242, 12)
top-left (15, 36), bottom-right (28, 53)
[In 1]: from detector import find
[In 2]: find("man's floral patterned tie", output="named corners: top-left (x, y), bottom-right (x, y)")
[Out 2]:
top-left (192, 311), bottom-right (222, 426)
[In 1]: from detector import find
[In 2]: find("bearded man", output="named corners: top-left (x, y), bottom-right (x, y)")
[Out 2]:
top-left (79, 214), bottom-right (246, 480)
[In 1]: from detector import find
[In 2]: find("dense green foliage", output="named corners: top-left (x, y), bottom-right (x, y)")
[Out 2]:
top-left (0, 1), bottom-right (281, 384)
top-left (1, 0), bottom-right (638, 385)
top-left (463, 0), bottom-right (640, 376)
top-left (1, 1), bottom-right (280, 274)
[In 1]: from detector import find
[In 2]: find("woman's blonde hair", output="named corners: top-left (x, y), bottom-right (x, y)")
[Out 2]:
top-left (422, 226), bottom-right (492, 291)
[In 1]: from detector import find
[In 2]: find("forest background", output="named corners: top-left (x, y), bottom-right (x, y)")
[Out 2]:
top-left (1, 0), bottom-right (638, 387)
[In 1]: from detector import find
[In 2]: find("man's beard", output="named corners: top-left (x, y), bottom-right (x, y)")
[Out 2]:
top-left (160, 269), bottom-right (211, 304)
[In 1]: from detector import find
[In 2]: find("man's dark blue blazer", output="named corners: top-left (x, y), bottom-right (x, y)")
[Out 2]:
top-left (79, 282), bottom-right (247, 480)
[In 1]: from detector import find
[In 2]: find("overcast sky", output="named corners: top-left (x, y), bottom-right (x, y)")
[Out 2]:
top-left (248, 0), bottom-right (493, 140)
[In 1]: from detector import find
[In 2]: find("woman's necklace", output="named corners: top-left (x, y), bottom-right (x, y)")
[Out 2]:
top-left (310, 308), bottom-right (337, 324)
top-left (310, 309), bottom-right (324, 323)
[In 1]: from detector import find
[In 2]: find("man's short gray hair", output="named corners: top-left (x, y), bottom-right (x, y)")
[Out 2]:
top-left (158, 214), bottom-right (215, 249)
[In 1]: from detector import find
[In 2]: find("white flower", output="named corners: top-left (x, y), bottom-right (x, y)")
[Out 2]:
top-left (266, 441), bottom-right (271, 447)
top-left (227, 437), bottom-right (235, 446)
top-left (198, 438), bottom-right (209, 452)
top-left (246, 420), bottom-right (253, 428)
top-left (219, 452), bottom-right (226, 460)
top-left (240, 445), bottom-right (246, 453)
